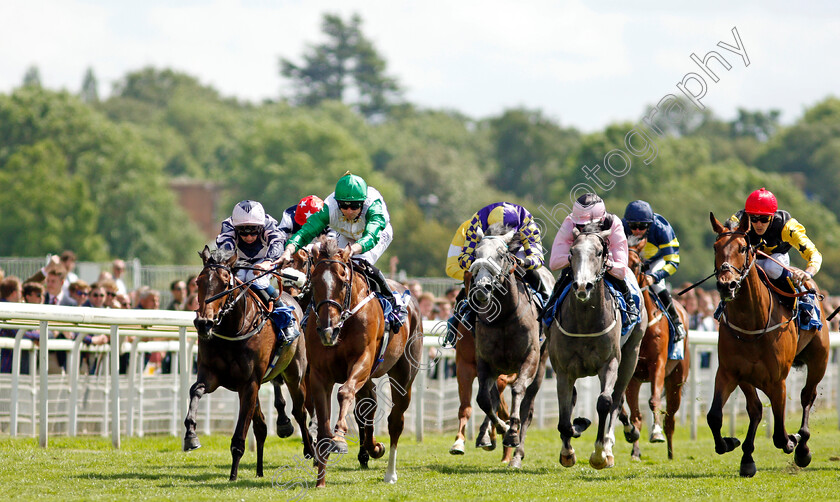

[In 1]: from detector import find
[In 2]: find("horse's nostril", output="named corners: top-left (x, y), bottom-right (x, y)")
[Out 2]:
top-left (729, 281), bottom-right (738, 290)
top-left (585, 283), bottom-right (593, 291)
top-left (572, 282), bottom-right (579, 290)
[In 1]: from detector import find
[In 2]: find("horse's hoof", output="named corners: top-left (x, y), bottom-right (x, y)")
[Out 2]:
top-left (450, 439), bottom-right (466, 455)
top-left (589, 451), bottom-right (607, 470)
top-left (358, 449), bottom-right (370, 469)
top-left (183, 435), bottom-right (201, 452)
top-left (502, 430), bottom-right (520, 448)
top-left (649, 431), bottom-right (666, 443)
top-left (277, 419), bottom-right (295, 438)
top-left (508, 457), bottom-right (522, 469)
top-left (623, 425), bottom-right (640, 443)
top-left (330, 438), bottom-right (349, 455)
top-left (630, 454), bottom-right (641, 462)
top-left (739, 460), bottom-right (756, 478)
top-left (605, 455), bottom-right (615, 468)
top-left (560, 451), bottom-right (576, 467)
top-left (476, 436), bottom-right (495, 451)
top-left (795, 448), bottom-right (812, 468)
top-left (784, 434), bottom-right (797, 454)
top-left (715, 437), bottom-right (740, 455)
top-left (384, 472), bottom-right (397, 484)
top-left (370, 442), bottom-right (386, 459)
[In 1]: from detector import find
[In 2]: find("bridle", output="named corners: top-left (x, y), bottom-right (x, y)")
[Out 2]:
top-left (309, 258), bottom-right (376, 334)
top-left (714, 230), bottom-right (756, 299)
top-left (571, 231), bottom-right (610, 285)
top-left (469, 236), bottom-right (514, 291)
top-left (200, 263), bottom-right (269, 340)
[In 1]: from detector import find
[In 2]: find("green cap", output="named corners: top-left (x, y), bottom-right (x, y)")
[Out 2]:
top-left (335, 173), bottom-right (368, 202)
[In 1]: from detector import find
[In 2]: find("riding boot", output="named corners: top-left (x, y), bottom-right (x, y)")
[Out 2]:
top-left (364, 262), bottom-right (404, 334)
top-left (445, 294), bottom-right (474, 347)
top-left (611, 277), bottom-right (639, 323)
top-left (657, 289), bottom-right (687, 342)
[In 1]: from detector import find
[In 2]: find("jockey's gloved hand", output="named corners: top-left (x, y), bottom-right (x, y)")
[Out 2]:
top-left (791, 269), bottom-right (811, 288)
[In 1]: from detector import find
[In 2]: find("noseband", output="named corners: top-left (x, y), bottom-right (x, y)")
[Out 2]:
top-left (714, 231), bottom-right (756, 297)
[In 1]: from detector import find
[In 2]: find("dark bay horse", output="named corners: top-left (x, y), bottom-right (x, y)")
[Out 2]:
top-left (709, 213), bottom-right (829, 477)
top-left (304, 237), bottom-right (422, 487)
top-left (469, 224), bottom-right (550, 469)
top-left (449, 287), bottom-right (516, 462)
top-left (548, 225), bottom-right (646, 469)
top-left (185, 246), bottom-right (313, 481)
top-left (621, 238), bottom-right (690, 460)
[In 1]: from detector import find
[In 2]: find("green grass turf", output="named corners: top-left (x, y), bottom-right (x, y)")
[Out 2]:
top-left (1, 412), bottom-right (839, 501)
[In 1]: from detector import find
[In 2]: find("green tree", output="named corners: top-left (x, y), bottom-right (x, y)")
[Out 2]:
top-left (280, 13), bottom-right (401, 118)
top-left (22, 66), bottom-right (41, 88)
top-left (80, 67), bottom-right (99, 104)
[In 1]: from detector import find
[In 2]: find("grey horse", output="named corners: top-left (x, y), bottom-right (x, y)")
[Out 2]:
top-left (548, 225), bottom-right (646, 469)
top-left (469, 223), bottom-right (552, 469)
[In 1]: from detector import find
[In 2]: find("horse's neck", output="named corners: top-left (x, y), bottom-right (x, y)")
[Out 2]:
top-left (494, 273), bottom-right (522, 313)
top-left (562, 280), bottom-right (613, 328)
top-left (727, 266), bottom-right (775, 325)
top-left (220, 293), bottom-right (254, 333)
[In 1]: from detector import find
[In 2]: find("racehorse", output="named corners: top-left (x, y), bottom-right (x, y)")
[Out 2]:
top-left (620, 238), bottom-right (690, 460)
top-left (548, 224), bottom-right (646, 469)
top-left (185, 246), bottom-right (313, 481)
top-left (304, 236), bottom-right (422, 487)
top-left (469, 224), bottom-right (550, 469)
top-left (709, 213), bottom-right (829, 477)
top-left (448, 289), bottom-right (517, 462)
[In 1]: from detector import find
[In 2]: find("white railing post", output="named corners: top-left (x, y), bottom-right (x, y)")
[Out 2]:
top-left (414, 348), bottom-right (425, 443)
top-left (110, 325), bottom-right (121, 449)
top-left (68, 335), bottom-right (86, 436)
top-left (126, 337), bottom-right (140, 436)
top-left (690, 347), bottom-right (699, 440)
top-left (10, 329), bottom-right (25, 437)
top-left (39, 320), bottom-right (49, 448)
top-left (179, 326), bottom-right (189, 428)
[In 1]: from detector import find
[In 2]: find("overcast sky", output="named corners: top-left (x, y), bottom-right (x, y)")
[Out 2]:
top-left (2, 0), bottom-right (839, 131)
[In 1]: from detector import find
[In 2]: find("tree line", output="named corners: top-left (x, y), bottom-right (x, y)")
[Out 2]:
top-left (3, 13), bottom-right (840, 290)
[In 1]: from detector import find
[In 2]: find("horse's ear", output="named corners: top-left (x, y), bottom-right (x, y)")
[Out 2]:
top-left (599, 229), bottom-right (612, 242)
top-left (223, 249), bottom-right (238, 267)
top-left (475, 226), bottom-right (484, 241)
top-left (737, 213), bottom-right (750, 233)
top-left (572, 226), bottom-right (581, 239)
top-left (340, 245), bottom-right (352, 261)
top-left (710, 212), bottom-right (725, 234)
top-left (199, 245), bottom-right (211, 263)
top-left (502, 230), bottom-right (515, 244)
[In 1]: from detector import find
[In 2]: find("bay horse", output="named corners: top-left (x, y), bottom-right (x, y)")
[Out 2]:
top-left (709, 213), bottom-right (829, 477)
top-left (469, 224), bottom-right (550, 469)
top-left (185, 246), bottom-right (313, 481)
top-left (448, 285), bottom-right (516, 462)
top-left (304, 236), bottom-right (422, 487)
top-left (621, 238), bottom-right (690, 460)
top-left (548, 224), bottom-right (646, 469)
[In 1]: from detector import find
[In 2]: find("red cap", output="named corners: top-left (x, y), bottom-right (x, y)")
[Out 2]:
top-left (294, 195), bottom-right (324, 226)
top-left (745, 188), bottom-right (777, 216)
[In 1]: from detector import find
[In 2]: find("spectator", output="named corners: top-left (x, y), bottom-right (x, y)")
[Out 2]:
top-left (406, 280), bottom-right (423, 299)
top-left (69, 280), bottom-right (90, 306)
top-left (682, 291), bottom-right (715, 331)
top-left (183, 293), bottom-right (199, 312)
top-left (444, 286), bottom-right (461, 305)
top-left (116, 293), bottom-right (132, 309)
top-left (84, 283), bottom-right (108, 308)
top-left (59, 250), bottom-right (79, 298)
top-left (97, 271), bottom-right (113, 283)
top-left (44, 267), bottom-right (76, 306)
top-left (186, 275), bottom-right (198, 297)
top-left (112, 259), bottom-right (128, 295)
top-left (98, 279), bottom-right (121, 308)
top-left (22, 282), bottom-right (45, 304)
top-left (135, 287), bottom-right (161, 310)
top-left (167, 280), bottom-right (187, 310)
top-left (436, 299), bottom-right (453, 321)
top-left (0, 277), bottom-right (36, 374)
top-left (418, 292), bottom-right (436, 320)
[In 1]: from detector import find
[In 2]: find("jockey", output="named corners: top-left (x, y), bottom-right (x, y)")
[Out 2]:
top-left (729, 188), bottom-right (821, 308)
top-left (443, 202), bottom-right (551, 344)
top-left (216, 200), bottom-right (297, 342)
top-left (622, 200), bottom-right (687, 341)
top-left (277, 195), bottom-right (326, 245)
top-left (278, 172), bottom-right (405, 334)
top-left (547, 193), bottom-right (640, 324)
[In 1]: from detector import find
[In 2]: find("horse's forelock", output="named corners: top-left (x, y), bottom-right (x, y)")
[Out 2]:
top-left (316, 235), bottom-right (340, 259)
top-left (206, 247), bottom-right (234, 265)
top-left (485, 223), bottom-right (514, 237)
top-left (723, 219), bottom-right (738, 231)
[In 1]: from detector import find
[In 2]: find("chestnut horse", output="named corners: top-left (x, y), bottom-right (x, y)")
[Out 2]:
top-left (304, 236), bottom-right (422, 487)
top-left (709, 213), bottom-right (829, 477)
top-left (185, 246), bottom-right (313, 481)
top-left (448, 287), bottom-right (516, 461)
top-left (621, 239), bottom-right (690, 460)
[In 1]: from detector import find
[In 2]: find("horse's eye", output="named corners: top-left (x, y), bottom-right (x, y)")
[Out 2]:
top-left (739, 246), bottom-right (747, 253)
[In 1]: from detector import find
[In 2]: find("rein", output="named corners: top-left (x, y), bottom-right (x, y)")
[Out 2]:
top-left (202, 263), bottom-right (270, 341)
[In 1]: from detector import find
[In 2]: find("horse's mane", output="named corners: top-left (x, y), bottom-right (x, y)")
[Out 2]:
top-left (316, 235), bottom-right (341, 259)
top-left (486, 223), bottom-right (515, 239)
top-left (723, 218), bottom-right (738, 231)
top-left (206, 246), bottom-right (235, 265)
top-left (580, 220), bottom-right (607, 234)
